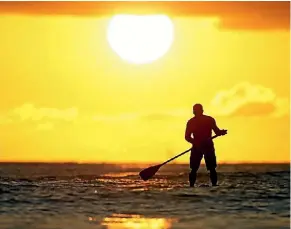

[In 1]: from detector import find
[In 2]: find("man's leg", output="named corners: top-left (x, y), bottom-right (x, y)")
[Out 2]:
top-left (189, 170), bottom-right (197, 187)
top-left (189, 148), bottom-right (203, 187)
top-left (204, 146), bottom-right (218, 186)
top-left (209, 169), bottom-right (218, 186)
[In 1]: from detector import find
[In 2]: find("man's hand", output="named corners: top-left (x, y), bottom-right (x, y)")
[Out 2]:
top-left (219, 129), bottom-right (227, 136)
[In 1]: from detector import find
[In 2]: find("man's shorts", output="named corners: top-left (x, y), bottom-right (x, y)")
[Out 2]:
top-left (190, 143), bottom-right (217, 171)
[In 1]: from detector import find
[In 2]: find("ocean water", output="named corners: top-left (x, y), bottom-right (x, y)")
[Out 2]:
top-left (0, 163), bottom-right (289, 229)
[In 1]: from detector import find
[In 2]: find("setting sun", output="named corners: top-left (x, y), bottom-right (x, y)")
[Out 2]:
top-left (107, 14), bottom-right (174, 64)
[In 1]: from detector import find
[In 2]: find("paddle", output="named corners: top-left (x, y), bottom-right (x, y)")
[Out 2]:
top-left (139, 133), bottom-right (226, 181)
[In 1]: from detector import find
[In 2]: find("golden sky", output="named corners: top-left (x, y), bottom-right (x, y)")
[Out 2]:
top-left (0, 1), bottom-right (289, 163)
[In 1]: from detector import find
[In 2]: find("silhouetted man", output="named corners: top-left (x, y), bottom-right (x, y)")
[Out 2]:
top-left (185, 103), bottom-right (227, 187)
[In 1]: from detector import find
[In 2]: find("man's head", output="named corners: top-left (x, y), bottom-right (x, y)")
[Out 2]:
top-left (193, 103), bottom-right (204, 116)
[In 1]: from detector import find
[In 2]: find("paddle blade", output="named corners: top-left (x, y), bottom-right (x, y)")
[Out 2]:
top-left (139, 164), bottom-right (162, 181)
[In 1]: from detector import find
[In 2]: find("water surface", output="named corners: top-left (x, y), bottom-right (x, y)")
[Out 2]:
top-left (0, 163), bottom-right (289, 229)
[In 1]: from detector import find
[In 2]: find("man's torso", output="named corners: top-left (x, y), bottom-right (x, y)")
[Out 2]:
top-left (187, 115), bottom-right (214, 145)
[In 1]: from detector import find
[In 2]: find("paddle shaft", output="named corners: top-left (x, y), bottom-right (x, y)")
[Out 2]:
top-left (160, 135), bottom-right (219, 166)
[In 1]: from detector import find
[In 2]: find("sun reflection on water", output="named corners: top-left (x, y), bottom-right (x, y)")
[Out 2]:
top-left (102, 172), bottom-right (138, 177)
top-left (99, 214), bottom-right (176, 229)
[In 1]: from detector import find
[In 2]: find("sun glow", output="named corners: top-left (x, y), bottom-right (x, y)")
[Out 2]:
top-left (107, 14), bottom-right (174, 64)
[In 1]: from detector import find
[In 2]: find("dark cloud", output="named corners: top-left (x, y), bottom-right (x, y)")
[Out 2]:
top-left (0, 1), bottom-right (289, 30)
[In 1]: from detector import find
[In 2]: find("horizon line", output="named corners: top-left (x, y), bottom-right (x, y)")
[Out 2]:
top-left (0, 161), bottom-right (289, 165)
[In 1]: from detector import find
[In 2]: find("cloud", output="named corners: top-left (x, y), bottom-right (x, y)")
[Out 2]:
top-left (209, 82), bottom-right (289, 117)
top-left (0, 115), bottom-right (12, 125)
top-left (36, 122), bottom-right (54, 131)
top-left (0, 94), bottom-right (287, 130)
top-left (90, 109), bottom-right (190, 123)
top-left (0, 103), bottom-right (78, 130)
top-left (92, 113), bottom-right (137, 122)
top-left (140, 110), bottom-right (190, 121)
top-left (141, 113), bottom-right (178, 121)
top-left (12, 103), bottom-right (78, 122)
top-left (91, 112), bottom-right (180, 123)
top-left (0, 1), bottom-right (289, 30)
top-left (273, 98), bottom-right (290, 118)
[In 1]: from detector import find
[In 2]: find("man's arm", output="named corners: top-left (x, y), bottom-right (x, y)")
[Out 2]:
top-left (185, 120), bottom-right (194, 144)
top-left (212, 118), bottom-right (227, 136)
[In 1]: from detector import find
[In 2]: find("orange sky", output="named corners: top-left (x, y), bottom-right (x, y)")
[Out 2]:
top-left (0, 2), bottom-right (289, 163)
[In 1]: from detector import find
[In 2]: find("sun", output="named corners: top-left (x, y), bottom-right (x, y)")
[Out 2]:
top-left (107, 14), bottom-right (174, 64)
